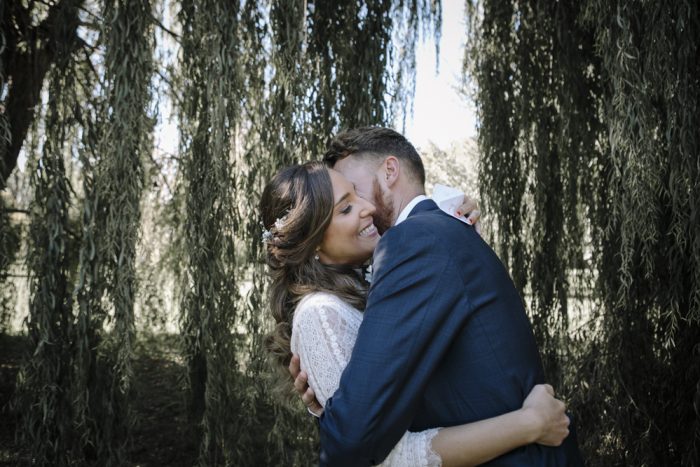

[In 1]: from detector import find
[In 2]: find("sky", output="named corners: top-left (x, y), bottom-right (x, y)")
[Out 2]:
top-left (404, 0), bottom-right (477, 149)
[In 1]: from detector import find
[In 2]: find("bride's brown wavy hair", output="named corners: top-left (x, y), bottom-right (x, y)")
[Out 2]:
top-left (259, 161), bottom-right (368, 387)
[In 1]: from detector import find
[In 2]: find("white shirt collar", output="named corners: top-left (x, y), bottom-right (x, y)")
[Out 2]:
top-left (394, 195), bottom-right (428, 226)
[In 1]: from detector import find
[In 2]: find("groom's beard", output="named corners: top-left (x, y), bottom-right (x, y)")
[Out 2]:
top-left (372, 177), bottom-right (394, 235)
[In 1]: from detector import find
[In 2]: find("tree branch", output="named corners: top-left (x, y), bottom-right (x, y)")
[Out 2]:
top-left (1, 0), bottom-right (85, 190)
top-left (152, 13), bottom-right (180, 41)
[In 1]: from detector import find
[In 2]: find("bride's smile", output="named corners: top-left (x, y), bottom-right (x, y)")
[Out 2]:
top-left (316, 169), bottom-right (380, 267)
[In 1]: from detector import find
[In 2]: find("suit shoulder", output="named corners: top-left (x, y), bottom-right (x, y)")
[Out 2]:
top-left (383, 209), bottom-right (463, 245)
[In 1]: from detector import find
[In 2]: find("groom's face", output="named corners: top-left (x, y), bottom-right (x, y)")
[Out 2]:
top-left (333, 156), bottom-right (394, 235)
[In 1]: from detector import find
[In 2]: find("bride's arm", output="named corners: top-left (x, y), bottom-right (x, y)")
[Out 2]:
top-left (430, 384), bottom-right (569, 466)
top-left (292, 362), bottom-right (569, 467)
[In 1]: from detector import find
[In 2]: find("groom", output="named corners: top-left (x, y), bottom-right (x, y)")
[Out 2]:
top-left (294, 127), bottom-right (583, 466)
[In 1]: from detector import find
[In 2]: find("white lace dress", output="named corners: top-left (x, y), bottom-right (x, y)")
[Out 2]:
top-left (291, 291), bottom-right (442, 466)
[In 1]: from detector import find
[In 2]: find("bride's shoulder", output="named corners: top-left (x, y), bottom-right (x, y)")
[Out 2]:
top-left (294, 292), bottom-right (357, 322)
top-left (296, 291), bottom-right (347, 312)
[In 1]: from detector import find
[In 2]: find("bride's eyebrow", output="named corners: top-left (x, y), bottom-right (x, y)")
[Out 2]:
top-left (334, 192), bottom-right (350, 206)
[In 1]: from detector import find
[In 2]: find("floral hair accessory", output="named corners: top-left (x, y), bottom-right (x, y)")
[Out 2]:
top-left (261, 213), bottom-right (289, 244)
top-left (261, 224), bottom-right (274, 244)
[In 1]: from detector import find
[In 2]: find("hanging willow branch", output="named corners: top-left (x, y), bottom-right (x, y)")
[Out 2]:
top-left (6, 1), bottom-right (443, 465)
top-left (74, 0), bottom-right (155, 465)
top-left (584, 1), bottom-right (700, 464)
top-left (0, 1), bottom-right (10, 182)
top-left (15, 39), bottom-right (78, 467)
top-left (228, 2), bottom-right (444, 464)
top-left (177, 0), bottom-right (242, 463)
top-left (466, 1), bottom-right (700, 465)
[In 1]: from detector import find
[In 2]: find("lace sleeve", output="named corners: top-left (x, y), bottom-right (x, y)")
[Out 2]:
top-left (291, 295), bottom-right (355, 406)
top-left (380, 429), bottom-right (442, 467)
top-left (291, 294), bottom-right (443, 467)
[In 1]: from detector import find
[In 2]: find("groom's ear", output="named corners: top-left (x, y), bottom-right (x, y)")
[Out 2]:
top-left (382, 156), bottom-right (400, 188)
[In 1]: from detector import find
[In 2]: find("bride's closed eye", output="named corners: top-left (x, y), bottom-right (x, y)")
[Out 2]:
top-left (340, 204), bottom-right (352, 215)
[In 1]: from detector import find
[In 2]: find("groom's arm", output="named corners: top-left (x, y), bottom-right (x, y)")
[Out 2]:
top-left (318, 221), bottom-right (475, 466)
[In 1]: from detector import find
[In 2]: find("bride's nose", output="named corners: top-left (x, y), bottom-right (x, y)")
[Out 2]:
top-left (360, 198), bottom-right (376, 217)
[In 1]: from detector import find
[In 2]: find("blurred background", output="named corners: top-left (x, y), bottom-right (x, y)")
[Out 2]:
top-left (1, 1), bottom-right (698, 465)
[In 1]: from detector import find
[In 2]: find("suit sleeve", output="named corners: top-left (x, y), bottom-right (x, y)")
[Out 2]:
top-left (319, 221), bottom-right (474, 466)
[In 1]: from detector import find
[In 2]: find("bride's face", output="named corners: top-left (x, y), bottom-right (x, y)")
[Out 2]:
top-left (317, 169), bottom-right (380, 266)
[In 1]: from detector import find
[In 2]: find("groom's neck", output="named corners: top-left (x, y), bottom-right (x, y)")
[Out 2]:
top-left (390, 183), bottom-right (425, 226)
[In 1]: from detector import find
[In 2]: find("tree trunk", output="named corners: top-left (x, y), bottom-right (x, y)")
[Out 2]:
top-left (1, 0), bottom-right (83, 189)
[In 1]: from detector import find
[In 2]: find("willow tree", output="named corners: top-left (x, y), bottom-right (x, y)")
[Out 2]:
top-left (1, 1), bottom-right (87, 335)
top-left (14, 3), bottom-right (81, 464)
top-left (7, 0), bottom-right (153, 465)
top-left (233, 4), bottom-right (318, 463)
top-left (465, 0), bottom-right (699, 464)
top-left (171, 1), bottom-right (443, 464)
top-left (0, 1), bottom-right (17, 325)
top-left (71, 0), bottom-right (155, 465)
top-left (177, 1), bottom-right (243, 464)
top-left (5, 0), bottom-right (442, 464)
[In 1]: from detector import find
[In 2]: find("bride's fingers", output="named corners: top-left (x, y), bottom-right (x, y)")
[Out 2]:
top-left (302, 387), bottom-right (316, 406)
top-left (466, 209), bottom-right (481, 226)
top-left (456, 196), bottom-right (478, 216)
top-left (288, 354), bottom-right (301, 378)
top-left (294, 371), bottom-right (309, 394)
top-left (303, 387), bottom-right (324, 416)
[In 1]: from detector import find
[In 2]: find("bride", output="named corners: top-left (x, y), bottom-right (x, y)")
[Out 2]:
top-left (260, 161), bottom-right (569, 466)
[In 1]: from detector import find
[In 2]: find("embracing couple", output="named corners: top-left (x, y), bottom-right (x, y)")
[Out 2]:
top-left (260, 127), bottom-right (583, 466)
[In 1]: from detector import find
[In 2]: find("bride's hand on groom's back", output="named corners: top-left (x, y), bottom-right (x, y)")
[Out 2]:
top-left (455, 195), bottom-right (482, 235)
top-left (289, 354), bottom-right (324, 417)
top-left (521, 384), bottom-right (570, 447)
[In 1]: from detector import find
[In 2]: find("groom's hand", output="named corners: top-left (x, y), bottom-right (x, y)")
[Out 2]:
top-left (289, 354), bottom-right (324, 417)
top-left (456, 195), bottom-right (482, 235)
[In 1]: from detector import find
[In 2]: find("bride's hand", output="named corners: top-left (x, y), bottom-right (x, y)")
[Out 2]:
top-left (521, 384), bottom-right (570, 446)
top-left (289, 354), bottom-right (324, 417)
top-left (455, 195), bottom-right (481, 234)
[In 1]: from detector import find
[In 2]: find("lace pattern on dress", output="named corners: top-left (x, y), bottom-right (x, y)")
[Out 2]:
top-left (290, 292), bottom-right (442, 467)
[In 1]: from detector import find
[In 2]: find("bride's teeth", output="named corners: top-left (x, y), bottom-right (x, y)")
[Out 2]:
top-left (359, 225), bottom-right (375, 237)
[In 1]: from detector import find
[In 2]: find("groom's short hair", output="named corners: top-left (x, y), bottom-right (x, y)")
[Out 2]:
top-left (323, 127), bottom-right (426, 186)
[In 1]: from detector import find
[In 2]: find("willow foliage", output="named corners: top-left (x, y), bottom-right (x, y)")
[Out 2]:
top-left (466, 0), bottom-right (699, 464)
top-left (8, 1), bottom-right (154, 465)
top-left (15, 21), bottom-right (78, 465)
top-left (0, 0), bottom-right (10, 182)
top-left (233, 4), bottom-right (318, 464)
top-left (173, 1), bottom-right (443, 464)
top-left (4, 1), bottom-right (442, 465)
top-left (177, 1), bottom-right (242, 464)
top-left (72, 0), bottom-right (155, 464)
top-left (0, 198), bottom-right (21, 332)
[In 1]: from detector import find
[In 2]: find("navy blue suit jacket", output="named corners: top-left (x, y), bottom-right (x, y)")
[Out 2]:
top-left (318, 199), bottom-right (583, 466)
